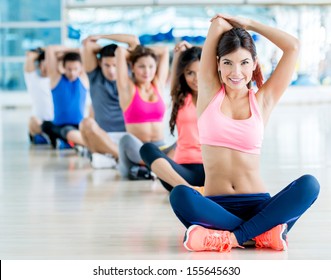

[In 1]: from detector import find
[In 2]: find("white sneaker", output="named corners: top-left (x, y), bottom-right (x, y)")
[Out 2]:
top-left (91, 153), bottom-right (117, 169)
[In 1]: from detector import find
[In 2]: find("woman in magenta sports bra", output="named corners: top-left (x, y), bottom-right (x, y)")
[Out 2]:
top-left (115, 43), bottom-right (169, 179)
top-left (169, 14), bottom-right (320, 252)
top-left (140, 41), bottom-right (204, 192)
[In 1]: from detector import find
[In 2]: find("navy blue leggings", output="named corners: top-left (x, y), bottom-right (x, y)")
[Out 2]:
top-left (170, 174), bottom-right (320, 245)
top-left (140, 142), bottom-right (205, 192)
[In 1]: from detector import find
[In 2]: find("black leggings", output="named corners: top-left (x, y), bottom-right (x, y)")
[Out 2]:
top-left (42, 121), bottom-right (78, 148)
top-left (140, 142), bottom-right (205, 192)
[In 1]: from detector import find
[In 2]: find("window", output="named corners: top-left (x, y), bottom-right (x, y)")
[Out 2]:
top-left (0, 0), bottom-right (62, 93)
top-left (0, 0), bottom-right (61, 22)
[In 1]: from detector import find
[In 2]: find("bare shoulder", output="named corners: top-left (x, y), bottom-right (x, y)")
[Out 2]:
top-left (50, 73), bottom-right (62, 89)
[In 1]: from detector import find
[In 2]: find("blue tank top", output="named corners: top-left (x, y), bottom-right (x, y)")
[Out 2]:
top-left (52, 75), bottom-right (87, 126)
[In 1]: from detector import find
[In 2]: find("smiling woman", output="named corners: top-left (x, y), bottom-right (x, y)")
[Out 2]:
top-left (169, 13), bottom-right (320, 253)
top-left (115, 42), bottom-right (171, 180)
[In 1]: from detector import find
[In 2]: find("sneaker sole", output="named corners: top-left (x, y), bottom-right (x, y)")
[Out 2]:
top-left (279, 224), bottom-right (288, 251)
top-left (183, 224), bottom-right (200, 252)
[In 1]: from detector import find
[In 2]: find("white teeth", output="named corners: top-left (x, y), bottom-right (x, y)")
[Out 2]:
top-left (230, 78), bottom-right (243, 83)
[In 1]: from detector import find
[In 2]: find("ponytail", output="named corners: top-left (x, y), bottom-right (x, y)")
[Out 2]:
top-left (252, 62), bottom-right (264, 89)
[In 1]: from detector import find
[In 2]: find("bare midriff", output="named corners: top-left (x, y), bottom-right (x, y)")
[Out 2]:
top-left (202, 145), bottom-right (266, 196)
top-left (125, 122), bottom-right (164, 143)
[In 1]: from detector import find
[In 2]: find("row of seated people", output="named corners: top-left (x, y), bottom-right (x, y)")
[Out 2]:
top-left (24, 34), bottom-right (200, 185)
top-left (25, 13), bottom-right (320, 254)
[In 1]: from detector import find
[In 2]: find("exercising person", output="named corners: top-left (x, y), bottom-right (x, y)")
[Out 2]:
top-left (170, 14), bottom-right (320, 252)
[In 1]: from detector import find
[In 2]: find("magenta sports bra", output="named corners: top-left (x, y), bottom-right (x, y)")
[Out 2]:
top-left (123, 84), bottom-right (166, 124)
top-left (198, 86), bottom-right (264, 155)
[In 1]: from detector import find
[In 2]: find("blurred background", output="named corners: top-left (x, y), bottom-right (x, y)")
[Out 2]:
top-left (1, 0), bottom-right (331, 107)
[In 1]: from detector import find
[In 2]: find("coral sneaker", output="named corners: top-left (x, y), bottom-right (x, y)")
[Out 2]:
top-left (253, 224), bottom-right (288, 251)
top-left (183, 225), bottom-right (232, 252)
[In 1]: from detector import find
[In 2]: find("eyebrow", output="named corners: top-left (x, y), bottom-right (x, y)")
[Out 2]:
top-left (222, 58), bottom-right (251, 62)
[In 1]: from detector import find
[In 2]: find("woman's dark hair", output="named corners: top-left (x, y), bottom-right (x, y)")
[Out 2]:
top-left (169, 46), bottom-right (202, 135)
top-left (128, 45), bottom-right (157, 66)
top-left (217, 27), bottom-right (263, 88)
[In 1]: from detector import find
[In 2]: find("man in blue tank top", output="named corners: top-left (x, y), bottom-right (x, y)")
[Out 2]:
top-left (80, 34), bottom-right (139, 168)
top-left (42, 45), bottom-right (90, 149)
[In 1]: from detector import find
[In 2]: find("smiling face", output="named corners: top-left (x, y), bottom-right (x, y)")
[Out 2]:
top-left (218, 47), bottom-right (257, 90)
top-left (132, 55), bottom-right (157, 84)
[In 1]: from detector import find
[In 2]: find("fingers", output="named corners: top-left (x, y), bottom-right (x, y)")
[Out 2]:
top-left (85, 35), bottom-right (100, 42)
top-left (174, 40), bottom-right (192, 52)
top-left (210, 13), bottom-right (230, 22)
top-left (218, 14), bottom-right (233, 21)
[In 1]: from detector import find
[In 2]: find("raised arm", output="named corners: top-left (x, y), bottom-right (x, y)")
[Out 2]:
top-left (149, 45), bottom-right (169, 89)
top-left (82, 35), bottom-right (102, 73)
top-left (251, 20), bottom-right (299, 108)
top-left (115, 46), bottom-right (133, 109)
top-left (45, 45), bottom-right (63, 87)
top-left (96, 34), bottom-right (140, 50)
top-left (197, 17), bottom-right (232, 116)
top-left (170, 41), bottom-right (193, 91)
top-left (24, 50), bottom-right (40, 73)
top-left (82, 34), bottom-right (140, 73)
top-left (46, 45), bottom-right (82, 88)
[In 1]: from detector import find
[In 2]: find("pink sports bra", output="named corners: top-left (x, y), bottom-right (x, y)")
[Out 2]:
top-left (123, 84), bottom-right (166, 124)
top-left (198, 86), bottom-right (264, 154)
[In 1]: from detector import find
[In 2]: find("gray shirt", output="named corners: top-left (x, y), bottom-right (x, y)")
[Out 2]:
top-left (87, 67), bottom-right (126, 132)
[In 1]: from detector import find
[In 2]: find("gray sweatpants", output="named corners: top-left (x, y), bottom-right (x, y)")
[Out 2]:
top-left (118, 133), bottom-right (165, 178)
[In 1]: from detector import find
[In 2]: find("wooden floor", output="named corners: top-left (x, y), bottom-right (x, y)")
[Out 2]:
top-left (0, 103), bottom-right (331, 260)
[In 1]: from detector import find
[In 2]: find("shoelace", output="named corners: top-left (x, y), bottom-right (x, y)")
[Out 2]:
top-left (204, 232), bottom-right (232, 252)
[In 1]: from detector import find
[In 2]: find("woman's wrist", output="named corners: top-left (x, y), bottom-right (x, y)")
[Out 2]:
top-left (245, 18), bottom-right (255, 31)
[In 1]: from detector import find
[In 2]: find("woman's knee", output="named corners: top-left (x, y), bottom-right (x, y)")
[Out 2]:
top-left (169, 185), bottom-right (193, 208)
top-left (295, 174), bottom-right (320, 202)
top-left (140, 143), bottom-right (161, 167)
top-left (119, 134), bottom-right (132, 151)
top-left (119, 134), bottom-right (143, 162)
top-left (140, 142), bottom-right (154, 157)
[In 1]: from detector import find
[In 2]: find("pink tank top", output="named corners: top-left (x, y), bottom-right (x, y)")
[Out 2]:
top-left (198, 86), bottom-right (264, 154)
top-left (174, 94), bottom-right (203, 164)
top-left (123, 84), bottom-right (166, 124)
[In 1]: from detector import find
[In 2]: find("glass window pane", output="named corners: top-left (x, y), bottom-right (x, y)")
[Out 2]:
top-left (0, 0), bottom-right (61, 22)
top-left (0, 62), bottom-right (25, 91)
top-left (0, 28), bottom-right (61, 57)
